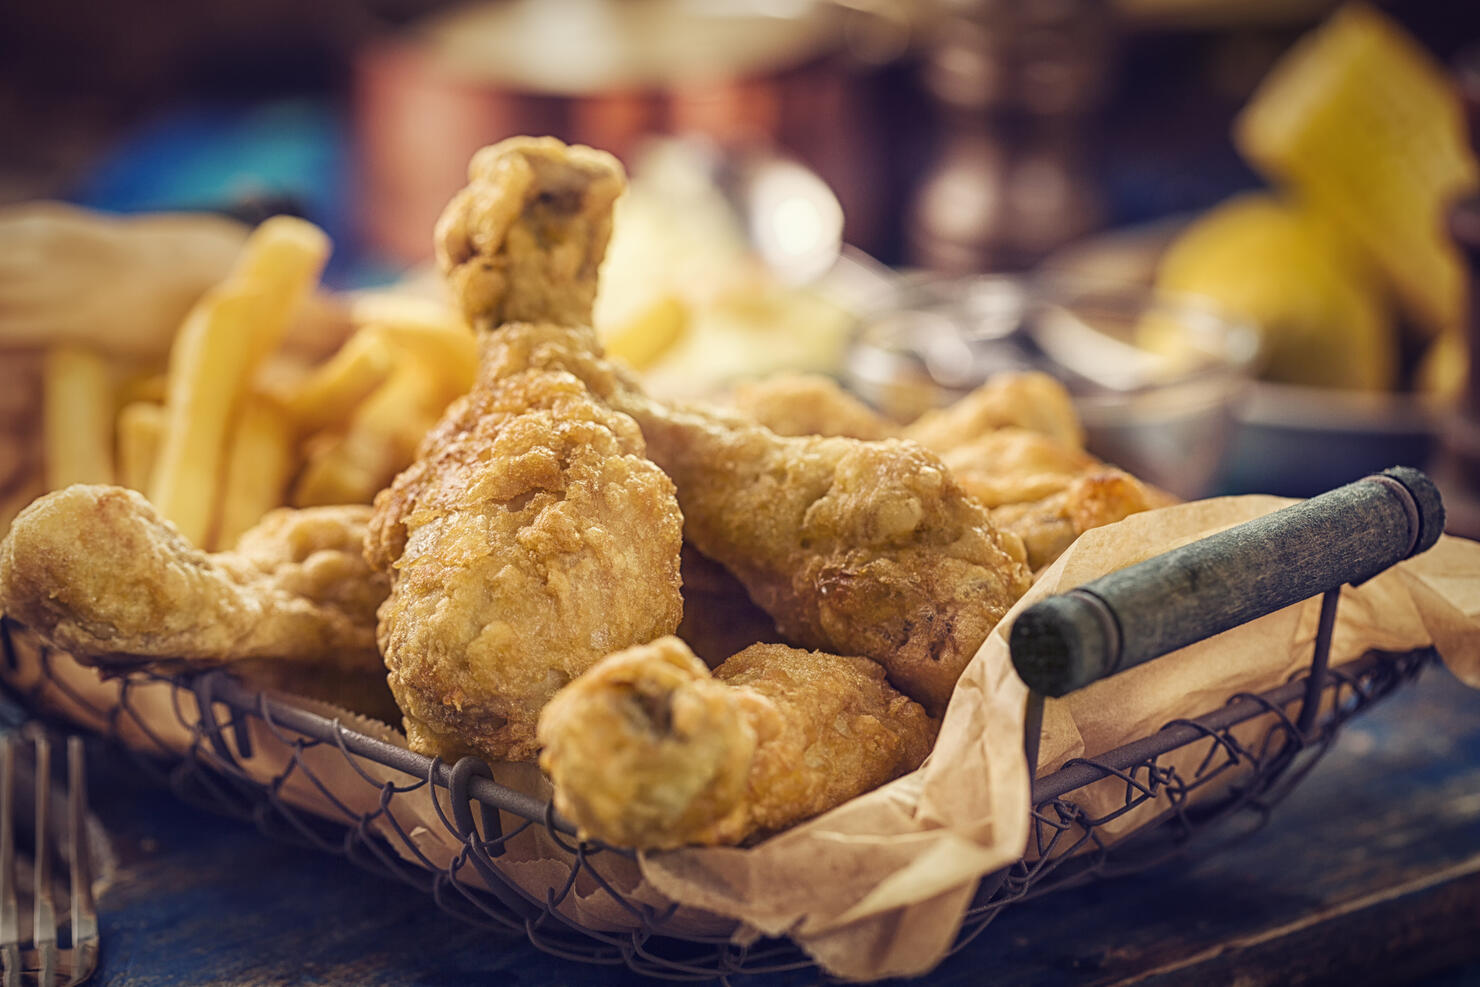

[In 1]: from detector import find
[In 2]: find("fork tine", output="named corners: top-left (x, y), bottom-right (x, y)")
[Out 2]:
top-left (67, 737), bottom-right (98, 984)
top-left (32, 734), bottom-right (57, 987)
top-left (0, 736), bottom-right (18, 987)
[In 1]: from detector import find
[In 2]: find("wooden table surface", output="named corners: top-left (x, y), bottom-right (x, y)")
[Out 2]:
top-left (78, 660), bottom-right (1480, 986)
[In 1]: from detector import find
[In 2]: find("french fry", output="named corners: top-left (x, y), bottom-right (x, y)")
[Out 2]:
top-left (228, 216), bottom-right (333, 367)
top-left (149, 216), bottom-right (332, 545)
top-left (253, 352), bottom-right (315, 399)
top-left (215, 395), bottom-right (296, 549)
top-left (350, 293), bottom-right (477, 396)
top-left (283, 329), bottom-right (395, 435)
top-left (366, 323), bottom-right (477, 398)
top-left (117, 372), bottom-right (168, 408)
top-left (43, 344), bottom-right (115, 489)
top-left (604, 295), bottom-right (688, 370)
top-left (291, 364), bottom-right (443, 507)
top-left (148, 290), bottom-right (266, 546)
top-left (116, 401), bottom-right (166, 493)
top-left (348, 292), bottom-right (460, 334)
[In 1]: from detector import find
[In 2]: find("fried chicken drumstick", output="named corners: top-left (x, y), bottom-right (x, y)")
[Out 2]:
top-left (435, 138), bottom-right (1033, 716)
top-left (365, 139), bottom-right (685, 763)
top-left (626, 405), bottom-right (1032, 713)
top-left (538, 636), bottom-right (937, 849)
top-left (0, 485), bottom-right (385, 672)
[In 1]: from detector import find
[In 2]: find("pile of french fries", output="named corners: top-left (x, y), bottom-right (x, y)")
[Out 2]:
top-left (41, 216), bottom-right (477, 551)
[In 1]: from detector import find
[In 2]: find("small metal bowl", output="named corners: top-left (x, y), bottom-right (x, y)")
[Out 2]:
top-left (1219, 383), bottom-right (1440, 498)
top-left (843, 275), bottom-right (1261, 499)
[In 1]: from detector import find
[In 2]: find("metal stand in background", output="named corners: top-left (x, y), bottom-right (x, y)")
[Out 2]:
top-left (908, 0), bottom-right (1114, 273)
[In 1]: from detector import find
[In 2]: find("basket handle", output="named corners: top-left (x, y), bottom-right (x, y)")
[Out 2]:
top-left (1009, 467), bottom-right (1444, 698)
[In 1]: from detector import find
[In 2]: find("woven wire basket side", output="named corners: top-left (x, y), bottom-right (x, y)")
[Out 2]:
top-left (0, 610), bottom-right (1438, 981)
top-left (957, 645), bottom-right (1432, 948)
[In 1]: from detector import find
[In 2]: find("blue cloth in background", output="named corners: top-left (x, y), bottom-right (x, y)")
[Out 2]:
top-left (68, 99), bottom-right (399, 289)
top-left (67, 96), bottom-right (1261, 291)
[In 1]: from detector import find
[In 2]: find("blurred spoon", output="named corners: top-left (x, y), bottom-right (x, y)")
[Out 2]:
top-left (642, 136), bottom-right (845, 285)
top-left (723, 150), bottom-right (846, 284)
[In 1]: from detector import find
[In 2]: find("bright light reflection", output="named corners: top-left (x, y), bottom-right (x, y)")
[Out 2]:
top-left (771, 194), bottom-right (825, 258)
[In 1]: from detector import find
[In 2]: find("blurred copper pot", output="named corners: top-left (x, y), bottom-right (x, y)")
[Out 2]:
top-left (354, 0), bottom-right (915, 265)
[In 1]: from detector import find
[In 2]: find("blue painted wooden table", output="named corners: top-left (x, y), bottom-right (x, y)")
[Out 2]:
top-left (83, 663), bottom-right (1480, 986)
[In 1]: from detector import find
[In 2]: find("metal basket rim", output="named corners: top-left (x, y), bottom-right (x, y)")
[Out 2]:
top-left (188, 644), bottom-right (1437, 851)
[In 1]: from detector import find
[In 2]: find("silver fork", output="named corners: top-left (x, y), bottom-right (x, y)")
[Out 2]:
top-left (0, 734), bottom-right (98, 987)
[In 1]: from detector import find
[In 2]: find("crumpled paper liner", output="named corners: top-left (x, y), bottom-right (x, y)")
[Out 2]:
top-left (637, 495), bottom-right (1480, 979)
top-left (0, 633), bottom-right (735, 942)
top-left (5, 493), bottom-right (1480, 981)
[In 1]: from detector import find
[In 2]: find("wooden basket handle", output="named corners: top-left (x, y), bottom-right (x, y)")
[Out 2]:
top-left (1010, 467), bottom-right (1444, 697)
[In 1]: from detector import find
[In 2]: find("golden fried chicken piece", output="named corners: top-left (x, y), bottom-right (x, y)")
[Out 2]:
top-left (727, 371), bottom-right (1087, 451)
top-left (434, 138), bottom-right (1033, 717)
top-left (366, 371), bottom-right (684, 762)
top-left (0, 485), bottom-right (385, 672)
top-left (902, 371), bottom-right (1086, 452)
top-left (538, 636), bottom-right (937, 849)
top-left (626, 404), bottom-right (1032, 714)
top-left (729, 373), bottom-right (898, 441)
top-left (937, 428), bottom-right (1099, 508)
top-left (458, 333), bottom-right (1032, 713)
top-left (390, 311), bottom-right (1031, 715)
top-left (934, 429), bottom-right (1176, 569)
top-left (437, 136), bottom-right (623, 329)
top-left (991, 469), bottom-right (1176, 571)
top-left (366, 138), bottom-right (684, 764)
top-left (728, 373), bottom-right (1173, 570)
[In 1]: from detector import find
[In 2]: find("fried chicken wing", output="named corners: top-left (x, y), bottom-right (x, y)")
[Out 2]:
top-left (537, 636), bottom-right (937, 849)
top-left (728, 372), bottom-right (1174, 570)
top-left (989, 469), bottom-right (1177, 571)
top-left (0, 485), bottom-right (385, 672)
top-left (728, 371), bottom-right (1087, 451)
top-left (902, 371), bottom-right (1086, 452)
top-left (366, 138), bottom-right (684, 763)
top-left (729, 373), bottom-right (898, 441)
top-left (434, 138), bottom-right (1034, 717)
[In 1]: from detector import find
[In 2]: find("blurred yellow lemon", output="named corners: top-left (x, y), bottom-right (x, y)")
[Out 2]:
top-left (1416, 329), bottom-right (1467, 401)
top-left (1235, 3), bottom-right (1477, 340)
top-left (1146, 192), bottom-right (1396, 391)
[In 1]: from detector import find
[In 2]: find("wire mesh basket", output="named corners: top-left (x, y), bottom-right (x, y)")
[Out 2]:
top-left (0, 469), bottom-right (1449, 981)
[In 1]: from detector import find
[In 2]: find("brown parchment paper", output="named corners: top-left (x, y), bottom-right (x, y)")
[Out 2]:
top-left (6, 493), bottom-right (1480, 982)
top-left (641, 494), bottom-right (1480, 979)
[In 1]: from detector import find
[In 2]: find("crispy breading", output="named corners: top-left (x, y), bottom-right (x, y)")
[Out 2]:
top-left (367, 138), bottom-right (685, 763)
top-left (431, 138), bottom-right (1035, 717)
top-left (623, 403), bottom-right (1032, 715)
top-left (436, 136), bottom-right (624, 330)
top-left (425, 321), bottom-right (1034, 714)
top-left (0, 485), bottom-right (384, 673)
top-left (538, 637), bottom-right (937, 849)
top-left (729, 372), bottom-right (898, 441)
top-left (727, 373), bottom-right (1173, 571)
top-left (366, 369), bottom-right (685, 763)
top-left (990, 469), bottom-right (1178, 572)
top-left (902, 371), bottom-right (1086, 452)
